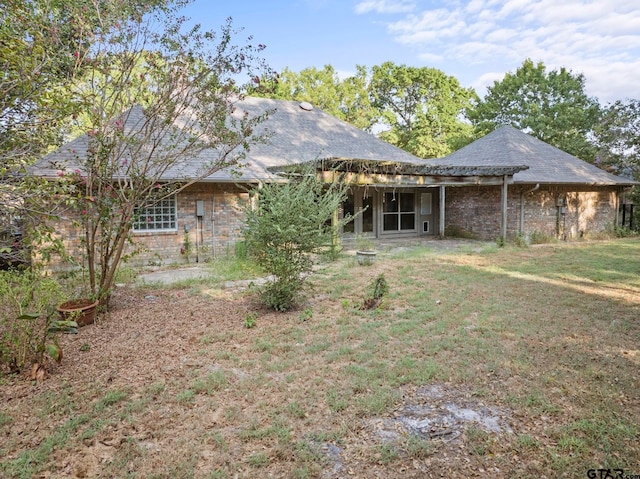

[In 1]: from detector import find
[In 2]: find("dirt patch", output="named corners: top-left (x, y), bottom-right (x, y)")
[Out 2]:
top-left (368, 384), bottom-right (513, 444)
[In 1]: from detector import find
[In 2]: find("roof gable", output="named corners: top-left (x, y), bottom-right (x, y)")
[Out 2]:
top-left (432, 126), bottom-right (636, 186)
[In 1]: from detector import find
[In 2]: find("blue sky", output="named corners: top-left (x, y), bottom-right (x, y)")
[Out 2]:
top-left (182, 0), bottom-right (640, 104)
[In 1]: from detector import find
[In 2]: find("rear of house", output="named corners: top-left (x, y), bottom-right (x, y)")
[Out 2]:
top-left (33, 99), bottom-right (636, 267)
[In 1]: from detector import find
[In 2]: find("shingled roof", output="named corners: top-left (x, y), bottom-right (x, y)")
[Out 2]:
top-left (33, 97), bottom-right (425, 183)
top-left (34, 100), bottom-right (634, 187)
top-left (430, 125), bottom-right (637, 186)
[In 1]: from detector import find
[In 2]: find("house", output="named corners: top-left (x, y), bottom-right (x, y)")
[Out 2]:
top-left (428, 126), bottom-right (637, 241)
top-left (33, 97), bottom-right (635, 266)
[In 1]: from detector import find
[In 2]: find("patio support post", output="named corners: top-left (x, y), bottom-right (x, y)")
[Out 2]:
top-left (501, 175), bottom-right (508, 241)
top-left (439, 185), bottom-right (446, 238)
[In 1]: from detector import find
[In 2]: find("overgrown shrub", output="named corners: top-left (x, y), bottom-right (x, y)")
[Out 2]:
top-left (0, 270), bottom-right (71, 374)
top-left (243, 166), bottom-right (353, 311)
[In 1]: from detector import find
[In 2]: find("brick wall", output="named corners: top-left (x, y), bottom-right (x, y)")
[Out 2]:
top-left (53, 183), bottom-right (251, 268)
top-left (444, 184), bottom-right (620, 240)
top-left (132, 183), bottom-right (250, 265)
top-left (51, 182), bottom-right (622, 269)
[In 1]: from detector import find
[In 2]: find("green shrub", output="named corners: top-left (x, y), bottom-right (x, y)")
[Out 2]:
top-left (0, 270), bottom-right (74, 374)
top-left (529, 230), bottom-right (555, 244)
top-left (361, 274), bottom-right (389, 310)
top-left (243, 165), bottom-right (353, 311)
top-left (512, 233), bottom-right (528, 248)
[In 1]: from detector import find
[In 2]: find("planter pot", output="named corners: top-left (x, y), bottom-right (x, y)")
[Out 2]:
top-left (356, 250), bottom-right (377, 266)
top-left (57, 299), bottom-right (99, 327)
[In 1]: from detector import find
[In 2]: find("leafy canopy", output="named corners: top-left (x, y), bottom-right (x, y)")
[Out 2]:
top-left (370, 62), bottom-right (476, 159)
top-left (252, 65), bottom-right (377, 131)
top-left (466, 59), bottom-right (601, 161)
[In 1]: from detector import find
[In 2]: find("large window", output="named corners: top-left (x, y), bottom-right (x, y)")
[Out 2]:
top-left (133, 195), bottom-right (177, 232)
top-left (383, 192), bottom-right (415, 232)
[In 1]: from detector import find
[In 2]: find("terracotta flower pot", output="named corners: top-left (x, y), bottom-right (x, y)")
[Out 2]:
top-left (56, 299), bottom-right (99, 327)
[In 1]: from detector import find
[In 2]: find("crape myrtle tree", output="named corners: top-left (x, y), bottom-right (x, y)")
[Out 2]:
top-left (54, 1), bottom-right (273, 308)
top-left (467, 59), bottom-right (601, 162)
top-left (0, 0), bottom-right (145, 266)
top-left (242, 165), bottom-right (353, 311)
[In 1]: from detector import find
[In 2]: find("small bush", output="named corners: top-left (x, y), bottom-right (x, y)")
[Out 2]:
top-left (512, 233), bottom-right (528, 248)
top-left (529, 230), bottom-right (555, 244)
top-left (244, 312), bottom-right (257, 329)
top-left (361, 274), bottom-right (389, 310)
top-left (0, 270), bottom-right (69, 374)
top-left (243, 165), bottom-right (352, 311)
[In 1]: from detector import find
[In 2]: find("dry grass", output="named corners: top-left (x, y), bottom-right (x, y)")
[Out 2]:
top-left (1, 238), bottom-right (639, 478)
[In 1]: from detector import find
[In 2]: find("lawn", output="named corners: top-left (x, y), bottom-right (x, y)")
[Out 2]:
top-left (1, 239), bottom-right (639, 478)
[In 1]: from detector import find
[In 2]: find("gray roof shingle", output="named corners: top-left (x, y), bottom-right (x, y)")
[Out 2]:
top-left (430, 125), bottom-right (637, 185)
top-left (33, 97), bottom-right (424, 182)
top-left (33, 101), bottom-right (636, 187)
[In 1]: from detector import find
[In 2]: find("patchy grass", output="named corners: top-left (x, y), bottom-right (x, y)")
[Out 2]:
top-left (1, 239), bottom-right (639, 478)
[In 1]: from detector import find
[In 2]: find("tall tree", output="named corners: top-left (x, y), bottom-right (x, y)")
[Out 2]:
top-left (370, 62), bottom-right (476, 158)
top-left (0, 0), bottom-right (166, 265)
top-left (593, 99), bottom-right (640, 229)
top-left (594, 99), bottom-right (640, 178)
top-left (253, 65), bottom-right (376, 130)
top-left (467, 59), bottom-right (601, 161)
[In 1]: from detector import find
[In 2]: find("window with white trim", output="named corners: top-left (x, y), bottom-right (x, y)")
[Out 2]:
top-left (133, 195), bottom-right (177, 232)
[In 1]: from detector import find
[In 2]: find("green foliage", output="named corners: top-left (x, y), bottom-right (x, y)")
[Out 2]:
top-left (594, 99), bottom-right (640, 179)
top-left (370, 62), bottom-right (476, 158)
top-left (355, 234), bottom-right (375, 252)
top-left (243, 166), bottom-right (352, 311)
top-left (298, 308), bottom-right (313, 322)
top-left (594, 100), bottom-right (640, 230)
top-left (467, 59), bottom-right (600, 161)
top-left (255, 62), bottom-right (476, 156)
top-left (361, 273), bottom-right (389, 309)
top-left (251, 65), bottom-right (377, 131)
top-left (1, 1), bottom-right (171, 276)
top-left (244, 313), bottom-right (257, 329)
top-left (529, 230), bottom-right (555, 244)
top-left (51, 10), bottom-right (274, 309)
top-left (512, 233), bottom-right (528, 248)
top-left (0, 270), bottom-right (76, 374)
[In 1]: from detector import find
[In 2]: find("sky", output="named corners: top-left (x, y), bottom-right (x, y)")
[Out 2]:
top-left (182, 0), bottom-right (640, 104)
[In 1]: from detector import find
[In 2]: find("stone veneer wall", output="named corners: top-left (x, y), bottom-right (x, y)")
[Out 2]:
top-left (444, 184), bottom-right (620, 241)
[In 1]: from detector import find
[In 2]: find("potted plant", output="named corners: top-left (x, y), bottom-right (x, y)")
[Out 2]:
top-left (355, 234), bottom-right (377, 266)
top-left (54, 266), bottom-right (99, 327)
top-left (56, 297), bottom-right (99, 327)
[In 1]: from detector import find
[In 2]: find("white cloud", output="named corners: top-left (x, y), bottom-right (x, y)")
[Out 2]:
top-left (354, 0), bottom-right (416, 14)
top-left (369, 0), bottom-right (640, 102)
